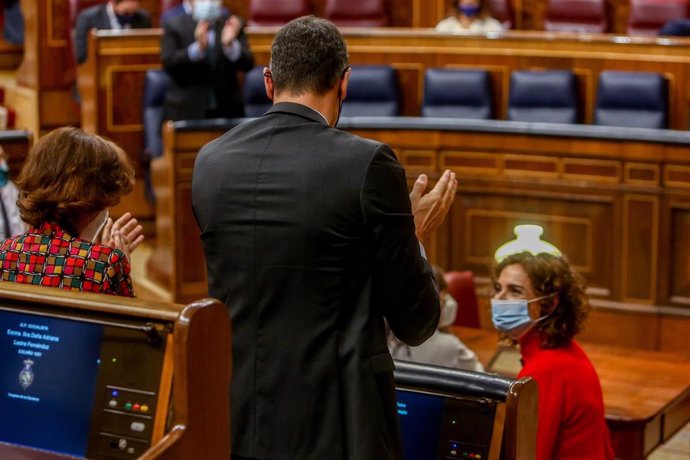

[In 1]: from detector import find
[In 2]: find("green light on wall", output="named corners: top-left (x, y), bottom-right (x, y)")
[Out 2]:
top-left (494, 224), bottom-right (562, 262)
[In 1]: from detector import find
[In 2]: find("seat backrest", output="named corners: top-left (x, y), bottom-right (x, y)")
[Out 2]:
top-left (340, 65), bottom-right (400, 117)
top-left (544, 0), bottom-right (607, 33)
top-left (248, 0), bottom-right (311, 26)
top-left (507, 70), bottom-right (579, 124)
top-left (444, 271), bottom-right (481, 329)
top-left (659, 18), bottom-right (690, 36)
top-left (422, 68), bottom-right (493, 119)
top-left (243, 66), bottom-right (272, 118)
top-left (489, 0), bottom-right (513, 29)
top-left (143, 69), bottom-right (171, 158)
top-left (594, 71), bottom-right (668, 129)
top-left (628, 0), bottom-right (689, 35)
top-left (325, 0), bottom-right (388, 27)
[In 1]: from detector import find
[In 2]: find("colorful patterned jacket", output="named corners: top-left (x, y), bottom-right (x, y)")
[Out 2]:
top-left (0, 222), bottom-right (134, 297)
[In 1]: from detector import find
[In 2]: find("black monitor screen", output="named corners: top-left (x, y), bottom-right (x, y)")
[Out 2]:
top-left (0, 309), bottom-right (103, 457)
top-left (396, 388), bottom-right (496, 460)
top-left (397, 389), bottom-right (445, 459)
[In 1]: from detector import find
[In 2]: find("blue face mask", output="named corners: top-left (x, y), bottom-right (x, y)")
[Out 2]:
top-left (116, 13), bottom-right (135, 27)
top-left (491, 294), bottom-right (554, 339)
top-left (0, 160), bottom-right (8, 187)
top-left (193, 0), bottom-right (222, 22)
top-left (458, 5), bottom-right (481, 18)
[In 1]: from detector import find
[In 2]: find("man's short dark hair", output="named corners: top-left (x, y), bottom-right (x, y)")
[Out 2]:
top-left (270, 16), bottom-right (349, 96)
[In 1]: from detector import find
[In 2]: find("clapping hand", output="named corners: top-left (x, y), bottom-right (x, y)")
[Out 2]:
top-left (221, 15), bottom-right (242, 47)
top-left (101, 212), bottom-right (145, 260)
top-left (409, 170), bottom-right (458, 241)
top-left (194, 20), bottom-right (210, 50)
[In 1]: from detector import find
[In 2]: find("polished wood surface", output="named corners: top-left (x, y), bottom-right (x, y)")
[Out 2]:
top-left (0, 284), bottom-right (231, 460)
top-left (452, 326), bottom-right (690, 459)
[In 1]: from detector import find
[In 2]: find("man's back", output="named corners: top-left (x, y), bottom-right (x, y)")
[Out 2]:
top-left (192, 102), bottom-right (439, 459)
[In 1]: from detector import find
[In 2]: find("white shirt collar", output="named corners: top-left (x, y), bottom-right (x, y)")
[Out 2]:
top-left (106, 3), bottom-right (121, 29)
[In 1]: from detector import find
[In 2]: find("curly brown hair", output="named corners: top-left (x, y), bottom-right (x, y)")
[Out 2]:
top-left (16, 127), bottom-right (134, 234)
top-left (492, 252), bottom-right (589, 348)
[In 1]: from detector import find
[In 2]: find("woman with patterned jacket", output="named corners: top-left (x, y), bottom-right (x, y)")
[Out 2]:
top-left (0, 127), bottom-right (143, 296)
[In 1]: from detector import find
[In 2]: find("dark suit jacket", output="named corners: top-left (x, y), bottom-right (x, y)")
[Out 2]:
top-left (74, 4), bottom-right (152, 64)
top-left (161, 13), bottom-right (254, 121)
top-left (192, 102), bottom-right (440, 460)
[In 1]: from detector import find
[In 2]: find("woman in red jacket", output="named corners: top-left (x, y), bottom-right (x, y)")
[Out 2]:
top-left (491, 252), bottom-right (614, 460)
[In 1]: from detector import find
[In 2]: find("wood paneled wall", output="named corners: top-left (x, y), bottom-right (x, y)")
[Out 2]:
top-left (148, 121), bottom-right (690, 354)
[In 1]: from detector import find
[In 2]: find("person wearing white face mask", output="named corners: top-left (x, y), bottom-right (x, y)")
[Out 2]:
top-left (161, 0), bottom-right (254, 121)
top-left (0, 127), bottom-right (144, 297)
top-left (0, 146), bottom-right (26, 241)
top-left (389, 265), bottom-right (484, 372)
top-left (435, 0), bottom-right (504, 33)
top-left (491, 252), bottom-right (613, 460)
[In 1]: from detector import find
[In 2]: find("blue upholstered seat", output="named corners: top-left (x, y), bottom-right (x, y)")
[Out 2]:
top-left (142, 69), bottom-right (171, 159)
top-left (340, 65), bottom-right (400, 117)
top-left (243, 67), bottom-right (272, 118)
top-left (422, 68), bottom-right (493, 119)
top-left (507, 70), bottom-right (579, 124)
top-left (594, 71), bottom-right (668, 129)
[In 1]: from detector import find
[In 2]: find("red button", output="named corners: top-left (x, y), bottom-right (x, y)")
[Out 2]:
top-left (132, 404), bottom-right (141, 411)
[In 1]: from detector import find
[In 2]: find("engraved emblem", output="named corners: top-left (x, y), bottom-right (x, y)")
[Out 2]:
top-left (18, 359), bottom-right (34, 389)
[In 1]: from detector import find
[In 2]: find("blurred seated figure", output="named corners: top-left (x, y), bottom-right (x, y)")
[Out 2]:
top-left (74, 0), bottom-right (152, 64)
top-left (659, 18), bottom-right (690, 36)
top-left (436, 0), bottom-right (504, 33)
top-left (0, 146), bottom-right (25, 240)
top-left (491, 252), bottom-right (614, 460)
top-left (0, 127), bottom-right (144, 297)
top-left (389, 265), bottom-right (484, 372)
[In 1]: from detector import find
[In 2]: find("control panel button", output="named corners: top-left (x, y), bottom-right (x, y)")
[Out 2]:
top-left (118, 438), bottom-right (127, 450)
top-left (140, 404), bottom-right (149, 413)
top-left (130, 422), bottom-right (146, 433)
top-left (108, 399), bottom-right (118, 408)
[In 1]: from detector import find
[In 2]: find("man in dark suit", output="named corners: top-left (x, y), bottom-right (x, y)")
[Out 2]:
top-left (74, 0), bottom-right (152, 64)
top-left (161, 0), bottom-right (254, 121)
top-left (192, 16), bottom-right (458, 460)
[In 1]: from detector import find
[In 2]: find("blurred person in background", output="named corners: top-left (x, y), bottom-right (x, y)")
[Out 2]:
top-left (436, 0), bottom-right (503, 33)
top-left (389, 264), bottom-right (484, 372)
top-left (0, 145), bottom-right (25, 240)
top-left (74, 0), bottom-right (152, 64)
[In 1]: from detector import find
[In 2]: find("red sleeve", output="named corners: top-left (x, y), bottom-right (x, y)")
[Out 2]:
top-left (519, 354), bottom-right (564, 460)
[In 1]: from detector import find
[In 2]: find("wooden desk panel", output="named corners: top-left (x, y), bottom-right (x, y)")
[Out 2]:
top-left (452, 326), bottom-right (690, 460)
top-left (148, 121), bottom-right (690, 359)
